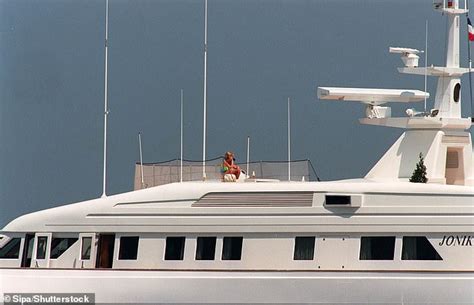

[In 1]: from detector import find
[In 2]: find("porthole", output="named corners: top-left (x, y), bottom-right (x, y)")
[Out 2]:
top-left (453, 83), bottom-right (460, 103)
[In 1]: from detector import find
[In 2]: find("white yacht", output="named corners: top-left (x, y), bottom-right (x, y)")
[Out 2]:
top-left (1, 1), bottom-right (473, 304)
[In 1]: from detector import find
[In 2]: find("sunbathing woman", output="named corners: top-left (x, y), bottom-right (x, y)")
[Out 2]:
top-left (222, 151), bottom-right (241, 180)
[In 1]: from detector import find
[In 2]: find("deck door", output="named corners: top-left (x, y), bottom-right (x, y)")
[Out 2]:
top-left (95, 234), bottom-right (115, 269)
top-left (78, 233), bottom-right (96, 269)
top-left (32, 233), bottom-right (52, 268)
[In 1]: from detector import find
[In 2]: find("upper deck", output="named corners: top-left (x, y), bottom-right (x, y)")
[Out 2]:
top-left (3, 179), bottom-right (473, 234)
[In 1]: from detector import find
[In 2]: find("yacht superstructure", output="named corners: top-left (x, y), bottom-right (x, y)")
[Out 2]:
top-left (0, 1), bottom-right (473, 304)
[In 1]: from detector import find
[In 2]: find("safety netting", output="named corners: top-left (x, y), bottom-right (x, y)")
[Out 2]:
top-left (134, 157), bottom-right (320, 190)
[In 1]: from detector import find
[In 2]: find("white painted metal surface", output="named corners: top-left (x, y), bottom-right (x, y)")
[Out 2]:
top-left (317, 87), bottom-right (429, 105)
top-left (1, 269), bottom-right (473, 304)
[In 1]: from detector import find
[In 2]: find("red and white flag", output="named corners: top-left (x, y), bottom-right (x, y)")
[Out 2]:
top-left (468, 17), bottom-right (474, 41)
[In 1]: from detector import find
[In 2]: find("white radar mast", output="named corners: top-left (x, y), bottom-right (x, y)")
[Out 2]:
top-left (317, 0), bottom-right (473, 186)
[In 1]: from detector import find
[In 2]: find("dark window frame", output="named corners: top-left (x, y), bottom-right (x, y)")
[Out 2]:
top-left (81, 237), bottom-right (92, 260)
top-left (118, 236), bottom-right (139, 260)
top-left (359, 236), bottom-right (396, 260)
top-left (402, 236), bottom-right (443, 261)
top-left (222, 237), bottom-right (243, 261)
top-left (195, 237), bottom-right (217, 261)
top-left (453, 83), bottom-right (461, 103)
top-left (165, 237), bottom-right (186, 260)
top-left (50, 237), bottom-right (78, 259)
top-left (293, 236), bottom-right (315, 260)
top-left (0, 238), bottom-right (21, 259)
top-left (36, 236), bottom-right (48, 260)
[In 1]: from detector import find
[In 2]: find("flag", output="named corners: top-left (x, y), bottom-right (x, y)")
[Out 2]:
top-left (469, 17), bottom-right (474, 41)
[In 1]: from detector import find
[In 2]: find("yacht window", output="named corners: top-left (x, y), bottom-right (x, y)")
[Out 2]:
top-left (21, 235), bottom-right (35, 267)
top-left (402, 236), bottom-right (442, 260)
top-left (0, 238), bottom-right (21, 259)
top-left (118, 236), bottom-right (139, 260)
top-left (36, 237), bottom-right (48, 259)
top-left (359, 236), bottom-right (395, 260)
top-left (453, 83), bottom-right (460, 103)
top-left (50, 238), bottom-right (78, 259)
top-left (293, 236), bottom-right (315, 260)
top-left (325, 195), bottom-right (351, 205)
top-left (222, 237), bottom-right (243, 260)
top-left (196, 237), bottom-right (216, 260)
top-left (165, 237), bottom-right (185, 260)
top-left (81, 237), bottom-right (92, 260)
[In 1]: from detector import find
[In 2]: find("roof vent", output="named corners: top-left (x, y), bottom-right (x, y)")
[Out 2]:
top-left (324, 194), bottom-right (362, 207)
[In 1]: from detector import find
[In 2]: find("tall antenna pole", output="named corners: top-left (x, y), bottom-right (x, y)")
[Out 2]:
top-left (424, 20), bottom-right (428, 114)
top-left (138, 132), bottom-right (145, 189)
top-left (101, 0), bottom-right (109, 198)
top-left (287, 97), bottom-right (291, 182)
top-left (202, 0), bottom-right (208, 180)
top-left (180, 89), bottom-right (184, 183)
top-left (246, 136), bottom-right (250, 176)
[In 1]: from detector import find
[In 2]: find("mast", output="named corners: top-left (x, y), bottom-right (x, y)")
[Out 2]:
top-left (445, 2), bottom-right (461, 68)
top-left (180, 89), bottom-right (184, 183)
top-left (246, 136), bottom-right (250, 176)
top-left (101, 0), bottom-right (109, 198)
top-left (287, 97), bottom-right (291, 182)
top-left (424, 20), bottom-right (428, 114)
top-left (319, 1), bottom-right (473, 186)
top-left (432, 0), bottom-right (465, 118)
top-left (138, 132), bottom-right (144, 189)
top-left (202, 0), bottom-right (208, 180)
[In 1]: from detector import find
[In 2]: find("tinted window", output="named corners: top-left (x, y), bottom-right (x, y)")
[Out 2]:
top-left (402, 236), bottom-right (442, 260)
top-left (222, 237), bottom-right (243, 260)
top-left (50, 238), bottom-right (78, 259)
top-left (118, 236), bottom-right (139, 260)
top-left (360, 236), bottom-right (395, 260)
top-left (36, 237), bottom-right (48, 259)
top-left (453, 83), bottom-right (460, 102)
top-left (294, 236), bottom-right (315, 260)
top-left (325, 195), bottom-right (351, 205)
top-left (0, 238), bottom-right (21, 259)
top-left (196, 237), bottom-right (216, 260)
top-left (81, 237), bottom-right (92, 260)
top-left (21, 235), bottom-right (35, 267)
top-left (165, 237), bottom-right (185, 260)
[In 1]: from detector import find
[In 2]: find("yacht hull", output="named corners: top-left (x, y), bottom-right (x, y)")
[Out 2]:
top-left (0, 269), bottom-right (473, 304)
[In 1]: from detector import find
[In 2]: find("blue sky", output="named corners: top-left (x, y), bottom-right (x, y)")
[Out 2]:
top-left (1, 0), bottom-right (473, 227)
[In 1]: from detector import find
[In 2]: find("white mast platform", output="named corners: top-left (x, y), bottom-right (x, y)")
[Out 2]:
top-left (318, 0), bottom-right (473, 186)
top-left (317, 87), bottom-right (429, 105)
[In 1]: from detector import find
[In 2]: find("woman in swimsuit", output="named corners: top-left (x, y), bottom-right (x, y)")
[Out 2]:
top-left (222, 151), bottom-right (241, 180)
